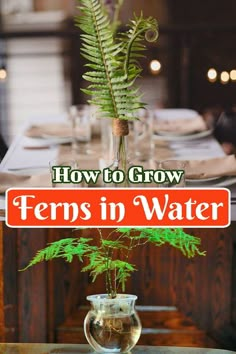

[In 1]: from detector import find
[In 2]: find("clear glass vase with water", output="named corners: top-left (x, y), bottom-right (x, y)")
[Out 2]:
top-left (84, 294), bottom-right (142, 353)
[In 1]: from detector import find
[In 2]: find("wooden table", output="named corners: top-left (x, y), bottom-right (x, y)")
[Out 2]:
top-left (0, 344), bottom-right (235, 354)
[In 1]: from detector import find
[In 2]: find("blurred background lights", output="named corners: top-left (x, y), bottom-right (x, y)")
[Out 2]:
top-left (150, 59), bottom-right (161, 74)
top-left (207, 68), bottom-right (217, 82)
top-left (0, 68), bottom-right (7, 81)
top-left (230, 69), bottom-right (236, 81)
top-left (220, 71), bottom-right (230, 84)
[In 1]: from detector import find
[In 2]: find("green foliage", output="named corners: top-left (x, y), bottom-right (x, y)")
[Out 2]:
top-left (23, 228), bottom-right (205, 298)
top-left (76, 0), bottom-right (158, 120)
top-left (22, 238), bottom-right (97, 268)
top-left (117, 228), bottom-right (205, 258)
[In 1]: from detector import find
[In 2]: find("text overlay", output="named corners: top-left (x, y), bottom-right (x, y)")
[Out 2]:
top-left (6, 188), bottom-right (230, 228)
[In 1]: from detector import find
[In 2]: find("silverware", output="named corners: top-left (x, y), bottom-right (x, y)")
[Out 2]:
top-left (23, 146), bottom-right (51, 150)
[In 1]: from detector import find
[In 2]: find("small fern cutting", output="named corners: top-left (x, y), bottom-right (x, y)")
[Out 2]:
top-left (76, 0), bottom-right (158, 174)
top-left (23, 228), bottom-right (205, 299)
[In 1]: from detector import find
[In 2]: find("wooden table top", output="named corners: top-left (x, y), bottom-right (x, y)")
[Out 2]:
top-left (0, 344), bottom-right (234, 354)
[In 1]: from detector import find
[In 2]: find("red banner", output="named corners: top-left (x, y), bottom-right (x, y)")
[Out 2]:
top-left (6, 188), bottom-right (230, 228)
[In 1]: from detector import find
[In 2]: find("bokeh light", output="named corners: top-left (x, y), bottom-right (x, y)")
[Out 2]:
top-left (150, 60), bottom-right (161, 74)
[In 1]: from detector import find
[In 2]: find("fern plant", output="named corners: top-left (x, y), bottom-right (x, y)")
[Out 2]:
top-left (23, 228), bottom-right (205, 299)
top-left (76, 0), bottom-right (158, 124)
top-left (76, 0), bottom-right (158, 179)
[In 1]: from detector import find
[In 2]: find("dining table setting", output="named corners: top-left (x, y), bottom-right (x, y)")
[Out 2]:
top-left (0, 108), bottom-right (236, 353)
top-left (1, 107), bottom-right (236, 221)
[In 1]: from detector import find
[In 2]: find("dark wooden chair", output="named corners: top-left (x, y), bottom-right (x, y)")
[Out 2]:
top-left (0, 224), bottom-right (5, 342)
top-left (0, 135), bottom-right (7, 161)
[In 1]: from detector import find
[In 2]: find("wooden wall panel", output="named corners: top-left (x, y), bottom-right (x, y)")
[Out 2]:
top-left (17, 228), bottom-right (48, 343)
top-left (0, 222), bottom-right (4, 342)
top-left (0, 224), bottom-right (235, 347)
top-left (47, 228), bottom-right (87, 342)
top-left (176, 228), bottom-right (233, 332)
top-left (232, 226), bottom-right (236, 327)
top-left (3, 223), bottom-right (18, 342)
top-left (128, 244), bottom-right (177, 306)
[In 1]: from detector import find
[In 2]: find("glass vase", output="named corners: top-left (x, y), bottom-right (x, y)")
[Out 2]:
top-left (102, 119), bottom-right (130, 188)
top-left (84, 294), bottom-right (142, 353)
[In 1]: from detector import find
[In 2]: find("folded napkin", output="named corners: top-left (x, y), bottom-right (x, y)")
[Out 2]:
top-left (185, 155), bottom-right (236, 179)
top-left (155, 115), bottom-right (207, 135)
top-left (0, 198), bottom-right (5, 217)
top-left (0, 172), bottom-right (51, 193)
top-left (25, 123), bottom-right (72, 138)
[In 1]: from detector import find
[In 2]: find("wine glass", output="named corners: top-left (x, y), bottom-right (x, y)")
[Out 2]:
top-left (69, 105), bottom-right (93, 155)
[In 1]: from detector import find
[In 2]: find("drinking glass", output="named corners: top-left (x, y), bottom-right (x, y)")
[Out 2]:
top-left (133, 110), bottom-right (154, 162)
top-left (100, 118), bottom-right (113, 163)
top-left (49, 158), bottom-right (83, 188)
top-left (70, 105), bottom-right (92, 155)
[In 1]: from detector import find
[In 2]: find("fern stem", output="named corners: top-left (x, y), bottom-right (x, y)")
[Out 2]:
top-left (124, 21), bottom-right (143, 76)
top-left (91, 0), bottom-right (119, 120)
top-left (106, 259), bottom-right (116, 298)
top-left (113, 135), bottom-right (129, 187)
top-left (115, 235), bottom-right (133, 294)
top-left (105, 269), bottom-right (110, 295)
top-left (98, 228), bottom-right (114, 296)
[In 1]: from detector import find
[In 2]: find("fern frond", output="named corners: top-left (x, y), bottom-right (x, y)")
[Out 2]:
top-left (23, 226), bottom-right (206, 297)
top-left (120, 13), bottom-right (158, 76)
top-left (111, 260), bottom-right (136, 292)
top-left (20, 237), bottom-right (97, 270)
top-left (76, 0), bottom-right (159, 120)
top-left (119, 228), bottom-right (206, 258)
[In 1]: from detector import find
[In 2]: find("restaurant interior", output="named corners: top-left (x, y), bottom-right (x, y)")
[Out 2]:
top-left (0, 0), bottom-right (236, 353)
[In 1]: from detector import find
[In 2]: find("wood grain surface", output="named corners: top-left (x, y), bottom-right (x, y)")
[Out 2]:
top-left (0, 224), bottom-right (235, 349)
top-left (17, 227), bottom-right (48, 342)
top-left (0, 222), bottom-right (4, 341)
top-left (2, 223), bottom-right (18, 342)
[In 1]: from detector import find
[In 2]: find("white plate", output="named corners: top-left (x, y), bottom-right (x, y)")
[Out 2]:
top-left (7, 167), bottom-right (49, 175)
top-left (158, 130), bottom-right (195, 137)
top-left (41, 135), bottom-right (73, 144)
top-left (153, 129), bottom-right (213, 141)
top-left (186, 176), bottom-right (223, 183)
top-left (154, 109), bottom-right (198, 121)
top-left (186, 176), bottom-right (236, 188)
top-left (215, 177), bottom-right (236, 187)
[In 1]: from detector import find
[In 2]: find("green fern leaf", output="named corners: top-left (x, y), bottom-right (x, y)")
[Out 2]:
top-left (77, 0), bottom-right (159, 120)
